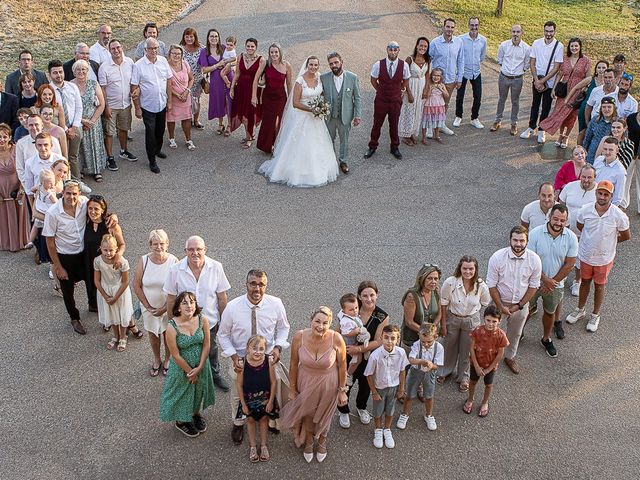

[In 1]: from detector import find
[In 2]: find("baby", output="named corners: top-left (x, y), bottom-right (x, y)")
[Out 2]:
top-left (338, 293), bottom-right (370, 386)
top-left (27, 169), bottom-right (58, 248)
top-left (220, 36), bottom-right (237, 88)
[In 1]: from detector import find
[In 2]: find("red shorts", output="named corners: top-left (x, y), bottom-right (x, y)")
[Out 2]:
top-left (580, 261), bottom-right (614, 285)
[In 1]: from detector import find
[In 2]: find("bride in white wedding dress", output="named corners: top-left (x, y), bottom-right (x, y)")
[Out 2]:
top-left (258, 56), bottom-right (339, 187)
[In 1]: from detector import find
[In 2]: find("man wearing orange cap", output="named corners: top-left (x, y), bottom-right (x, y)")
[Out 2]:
top-left (566, 180), bottom-right (630, 332)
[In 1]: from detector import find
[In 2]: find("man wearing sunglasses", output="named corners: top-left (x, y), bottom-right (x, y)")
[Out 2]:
top-left (614, 73), bottom-right (638, 119)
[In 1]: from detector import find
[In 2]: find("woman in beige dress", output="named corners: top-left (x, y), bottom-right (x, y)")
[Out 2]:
top-left (133, 229), bottom-right (179, 377)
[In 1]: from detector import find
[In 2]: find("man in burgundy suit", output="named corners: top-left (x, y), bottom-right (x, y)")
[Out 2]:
top-left (364, 41), bottom-right (412, 160)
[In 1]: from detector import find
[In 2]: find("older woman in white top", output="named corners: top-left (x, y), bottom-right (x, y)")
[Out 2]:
top-left (438, 255), bottom-right (490, 392)
top-left (133, 229), bottom-right (179, 377)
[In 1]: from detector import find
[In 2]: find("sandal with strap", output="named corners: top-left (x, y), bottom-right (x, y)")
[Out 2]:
top-left (94, 174), bottom-right (103, 183)
top-left (216, 125), bottom-right (225, 135)
top-left (249, 446), bottom-right (259, 463)
top-left (316, 435), bottom-right (327, 463)
top-left (149, 363), bottom-right (161, 377)
top-left (106, 337), bottom-right (118, 350)
top-left (223, 127), bottom-right (231, 137)
top-left (259, 445), bottom-right (270, 462)
top-left (116, 338), bottom-right (127, 352)
top-left (128, 324), bottom-right (144, 339)
top-left (162, 360), bottom-right (170, 376)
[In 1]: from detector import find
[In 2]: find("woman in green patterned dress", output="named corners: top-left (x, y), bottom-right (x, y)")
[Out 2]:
top-left (160, 291), bottom-right (215, 437)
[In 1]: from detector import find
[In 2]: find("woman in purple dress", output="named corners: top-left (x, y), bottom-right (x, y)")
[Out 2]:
top-left (198, 29), bottom-right (232, 135)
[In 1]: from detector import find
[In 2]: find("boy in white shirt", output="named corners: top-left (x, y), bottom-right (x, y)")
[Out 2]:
top-left (220, 36), bottom-right (237, 88)
top-left (364, 325), bottom-right (409, 449)
top-left (338, 293), bottom-right (371, 386)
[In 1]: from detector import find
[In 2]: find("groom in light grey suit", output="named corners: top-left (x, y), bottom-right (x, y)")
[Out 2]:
top-left (320, 52), bottom-right (361, 174)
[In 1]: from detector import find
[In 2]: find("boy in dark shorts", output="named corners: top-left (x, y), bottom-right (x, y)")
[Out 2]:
top-left (463, 305), bottom-right (509, 417)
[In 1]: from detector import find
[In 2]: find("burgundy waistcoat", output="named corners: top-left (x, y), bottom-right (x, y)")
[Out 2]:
top-left (377, 58), bottom-right (404, 102)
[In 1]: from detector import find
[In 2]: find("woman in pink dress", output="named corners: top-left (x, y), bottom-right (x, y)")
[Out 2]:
top-left (0, 123), bottom-right (29, 252)
top-left (281, 307), bottom-right (347, 463)
top-left (539, 38), bottom-right (592, 148)
top-left (166, 45), bottom-right (195, 151)
top-left (229, 38), bottom-right (262, 149)
top-left (554, 145), bottom-right (586, 195)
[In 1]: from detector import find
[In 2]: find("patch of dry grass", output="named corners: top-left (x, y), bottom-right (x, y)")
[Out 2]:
top-left (0, 0), bottom-right (189, 77)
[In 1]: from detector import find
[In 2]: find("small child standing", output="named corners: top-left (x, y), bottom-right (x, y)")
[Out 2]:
top-left (236, 335), bottom-right (277, 463)
top-left (397, 323), bottom-right (444, 431)
top-left (364, 325), bottom-right (409, 449)
top-left (94, 234), bottom-right (134, 352)
top-left (421, 67), bottom-right (449, 144)
top-left (27, 169), bottom-right (58, 249)
top-left (220, 36), bottom-right (238, 88)
top-left (337, 293), bottom-right (370, 386)
top-left (464, 305), bottom-right (509, 417)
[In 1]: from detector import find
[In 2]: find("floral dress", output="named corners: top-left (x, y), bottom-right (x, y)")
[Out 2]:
top-left (78, 79), bottom-right (106, 175)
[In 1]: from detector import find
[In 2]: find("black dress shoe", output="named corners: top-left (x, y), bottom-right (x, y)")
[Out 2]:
top-left (71, 319), bottom-right (87, 335)
top-left (363, 148), bottom-right (376, 159)
top-left (88, 305), bottom-right (98, 313)
top-left (213, 376), bottom-right (230, 392)
top-left (391, 148), bottom-right (403, 159)
top-left (231, 424), bottom-right (244, 444)
top-left (149, 162), bottom-right (161, 174)
top-left (339, 162), bottom-right (349, 174)
top-left (156, 151), bottom-right (167, 159)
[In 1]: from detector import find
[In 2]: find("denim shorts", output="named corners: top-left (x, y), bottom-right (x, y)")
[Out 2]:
top-left (405, 367), bottom-right (436, 400)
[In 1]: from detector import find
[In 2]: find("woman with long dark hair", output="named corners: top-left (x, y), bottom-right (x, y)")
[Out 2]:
top-left (398, 37), bottom-right (431, 145)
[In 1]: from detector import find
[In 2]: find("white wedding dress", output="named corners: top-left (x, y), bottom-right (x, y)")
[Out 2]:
top-left (258, 75), bottom-right (339, 187)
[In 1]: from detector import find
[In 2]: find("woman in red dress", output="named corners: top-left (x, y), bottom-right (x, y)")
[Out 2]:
top-left (230, 38), bottom-right (262, 149)
top-left (539, 38), bottom-right (592, 148)
top-left (253, 43), bottom-right (293, 154)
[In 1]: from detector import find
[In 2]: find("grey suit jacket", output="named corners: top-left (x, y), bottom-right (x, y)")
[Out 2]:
top-left (320, 70), bottom-right (361, 126)
top-left (4, 69), bottom-right (49, 96)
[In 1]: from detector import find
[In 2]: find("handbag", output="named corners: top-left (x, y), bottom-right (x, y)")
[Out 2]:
top-left (554, 58), bottom-right (578, 98)
top-left (132, 255), bottom-right (149, 321)
top-left (569, 90), bottom-right (587, 110)
top-left (536, 40), bottom-right (559, 92)
top-left (200, 77), bottom-right (210, 94)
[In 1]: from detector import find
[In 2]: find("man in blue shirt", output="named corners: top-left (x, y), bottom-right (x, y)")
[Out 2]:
top-left (527, 204), bottom-right (578, 357)
top-left (454, 17), bottom-right (487, 129)
top-left (429, 18), bottom-right (464, 136)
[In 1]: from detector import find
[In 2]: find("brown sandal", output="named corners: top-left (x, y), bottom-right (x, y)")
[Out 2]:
top-left (259, 445), bottom-right (270, 462)
top-left (249, 446), bottom-right (259, 463)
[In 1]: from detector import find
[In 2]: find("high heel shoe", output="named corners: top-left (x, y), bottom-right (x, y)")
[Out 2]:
top-left (303, 443), bottom-right (314, 463)
top-left (316, 436), bottom-right (327, 463)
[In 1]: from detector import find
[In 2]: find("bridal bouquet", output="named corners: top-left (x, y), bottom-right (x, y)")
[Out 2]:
top-left (308, 96), bottom-right (331, 119)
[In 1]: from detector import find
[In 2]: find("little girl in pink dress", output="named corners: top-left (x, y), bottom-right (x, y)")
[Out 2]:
top-left (421, 68), bottom-right (449, 144)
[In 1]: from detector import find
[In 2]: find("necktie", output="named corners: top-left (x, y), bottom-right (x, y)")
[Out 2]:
top-left (57, 87), bottom-right (70, 128)
top-left (251, 306), bottom-right (258, 336)
top-left (388, 61), bottom-right (393, 77)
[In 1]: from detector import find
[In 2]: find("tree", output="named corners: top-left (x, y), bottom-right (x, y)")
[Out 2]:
top-left (496, 0), bottom-right (505, 17)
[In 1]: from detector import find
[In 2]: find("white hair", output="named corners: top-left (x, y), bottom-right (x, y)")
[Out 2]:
top-left (148, 229), bottom-right (169, 245)
top-left (72, 59), bottom-right (89, 73)
top-left (185, 235), bottom-right (205, 249)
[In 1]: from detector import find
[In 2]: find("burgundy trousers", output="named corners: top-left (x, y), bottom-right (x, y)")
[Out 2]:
top-left (368, 97), bottom-right (402, 149)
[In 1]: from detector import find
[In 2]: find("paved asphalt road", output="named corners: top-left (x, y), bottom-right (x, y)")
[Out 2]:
top-left (1, 1), bottom-right (639, 478)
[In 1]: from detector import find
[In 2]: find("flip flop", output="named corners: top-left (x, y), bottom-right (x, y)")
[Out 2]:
top-left (478, 403), bottom-right (490, 417)
top-left (436, 376), bottom-right (446, 385)
top-left (162, 361), bottom-right (170, 376)
top-left (463, 401), bottom-right (473, 414)
top-left (459, 382), bottom-right (469, 392)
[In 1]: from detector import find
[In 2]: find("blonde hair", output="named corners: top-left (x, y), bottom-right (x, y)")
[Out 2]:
top-left (100, 233), bottom-right (118, 249)
top-left (419, 323), bottom-right (438, 339)
top-left (38, 168), bottom-right (55, 184)
top-left (148, 229), bottom-right (169, 245)
top-left (247, 334), bottom-right (267, 351)
top-left (311, 306), bottom-right (333, 323)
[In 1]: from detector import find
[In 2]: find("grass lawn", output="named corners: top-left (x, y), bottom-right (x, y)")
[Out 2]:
top-left (0, 0), bottom-right (189, 80)
top-left (420, 0), bottom-right (638, 77)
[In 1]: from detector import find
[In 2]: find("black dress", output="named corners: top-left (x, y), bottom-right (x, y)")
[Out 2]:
top-left (83, 220), bottom-right (108, 309)
top-left (237, 356), bottom-right (278, 421)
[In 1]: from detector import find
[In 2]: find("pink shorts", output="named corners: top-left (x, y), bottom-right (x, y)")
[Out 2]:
top-left (580, 261), bottom-right (614, 285)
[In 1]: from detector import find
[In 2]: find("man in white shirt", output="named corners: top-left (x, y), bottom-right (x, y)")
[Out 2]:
top-left (163, 236), bottom-right (231, 391)
top-left (133, 23), bottom-right (169, 61)
top-left (566, 181), bottom-right (630, 332)
top-left (218, 269), bottom-right (290, 445)
top-left (594, 137), bottom-right (626, 206)
top-left (131, 37), bottom-right (173, 174)
top-left (99, 39), bottom-right (137, 169)
top-left (584, 69), bottom-right (618, 121)
top-left (491, 25), bottom-right (530, 136)
top-left (558, 165), bottom-right (597, 296)
top-left (48, 60), bottom-right (84, 181)
top-left (15, 114), bottom-right (62, 188)
top-left (23, 132), bottom-right (66, 196)
top-left (613, 73), bottom-right (638, 118)
top-left (364, 41), bottom-right (412, 160)
top-left (520, 182), bottom-right (555, 230)
top-left (89, 24), bottom-right (113, 66)
top-left (520, 21), bottom-right (564, 144)
top-left (486, 226), bottom-right (542, 374)
top-left (454, 17), bottom-right (487, 129)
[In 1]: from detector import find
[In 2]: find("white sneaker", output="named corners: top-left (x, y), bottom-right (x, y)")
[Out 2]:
top-left (441, 124), bottom-right (455, 135)
top-left (383, 429), bottom-right (395, 448)
top-left (519, 127), bottom-right (534, 139)
top-left (426, 128), bottom-right (433, 139)
top-left (373, 428), bottom-right (384, 448)
top-left (566, 307), bottom-right (586, 324)
top-left (453, 117), bottom-right (462, 127)
top-left (570, 281), bottom-right (580, 297)
top-left (339, 413), bottom-right (350, 429)
top-left (346, 373), bottom-right (353, 386)
top-left (168, 138), bottom-right (178, 149)
top-left (471, 118), bottom-right (485, 129)
top-left (537, 130), bottom-right (546, 144)
top-left (79, 182), bottom-right (92, 194)
top-left (424, 415), bottom-right (437, 431)
top-left (357, 408), bottom-right (371, 424)
top-left (186, 140), bottom-right (196, 151)
top-left (48, 268), bottom-right (54, 280)
top-left (586, 313), bottom-right (600, 332)
top-left (396, 414), bottom-right (409, 430)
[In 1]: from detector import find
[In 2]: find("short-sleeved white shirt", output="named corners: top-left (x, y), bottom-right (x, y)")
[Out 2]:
top-left (521, 200), bottom-right (551, 229)
top-left (486, 247), bottom-right (542, 305)
top-left (408, 339), bottom-right (444, 371)
top-left (559, 180), bottom-right (597, 235)
top-left (529, 38), bottom-right (564, 88)
top-left (576, 203), bottom-right (630, 266)
top-left (370, 59), bottom-right (411, 80)
top-left (363, 345), bottom-right (409, 389)
top-left (23, 152), bottom-right (67, 193)
top-left (163, 256), bottom-right (231, 328)
top-left (42, 196), bottom-right (89, 255)
top-left (131, 56), bottom-right (173, 113)
top-left (98, 57), bottom-right (134, 109)
top-left (440, 276), bottom-right (490, 317)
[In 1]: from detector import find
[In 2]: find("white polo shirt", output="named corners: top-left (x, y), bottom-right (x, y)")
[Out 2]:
top-left (559, 180), bottom-right (597, 235)
top-left (576, 203), bottom-right (630, 266)
top-left (440, 276), bottom-right (491, 317)
top-left (98, 56), bottom-right (134, 109)
top-left (363, 345), bottom-right (409, 390)
top-left (131, 56), bottom-right (173, 113)
top-left (163, 256), bottom-right (231, 328)
top-left (486, 247), bottom-right (542, 305)
top-left (530, 38), bottom-right (564, 88)
top-left (42, 196), bottom-right (88, 255)
top-left (521, 200), bottom-right (551, 229)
